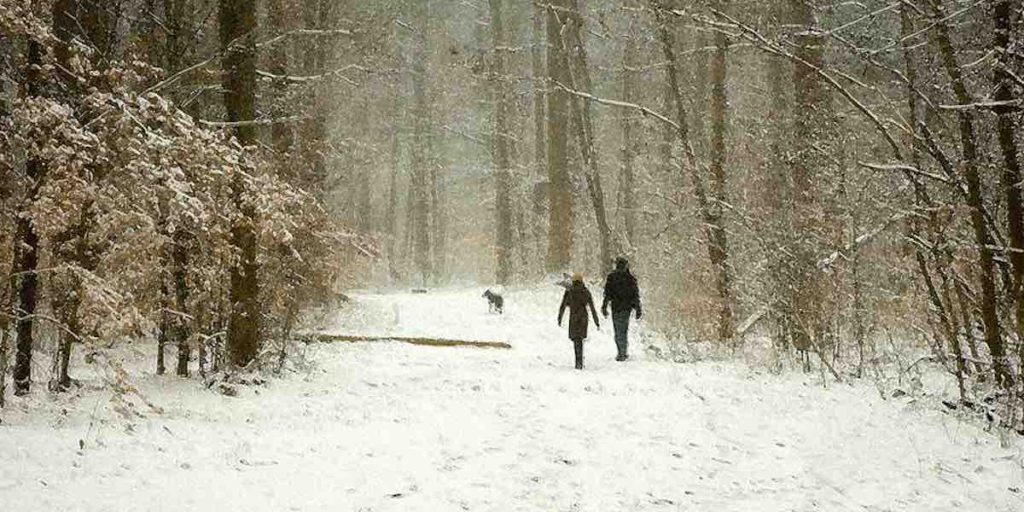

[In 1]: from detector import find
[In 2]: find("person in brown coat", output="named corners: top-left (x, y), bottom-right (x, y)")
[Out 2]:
top-left (558, 273), bottom-right (600, 370)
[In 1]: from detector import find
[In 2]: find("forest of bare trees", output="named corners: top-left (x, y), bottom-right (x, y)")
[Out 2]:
top-left (1, 0), bottom-right (1023, 432)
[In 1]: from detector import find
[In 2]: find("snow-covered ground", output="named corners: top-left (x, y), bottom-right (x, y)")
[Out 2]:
top-left (1, 286), bottom-right (1022, 511)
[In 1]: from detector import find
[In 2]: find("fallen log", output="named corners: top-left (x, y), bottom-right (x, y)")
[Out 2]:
top-left (310, 333), bottom-right (511, 350)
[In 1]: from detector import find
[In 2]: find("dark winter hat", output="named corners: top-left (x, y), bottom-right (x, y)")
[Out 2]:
top-left (615, 257), bottom-right (628, 270)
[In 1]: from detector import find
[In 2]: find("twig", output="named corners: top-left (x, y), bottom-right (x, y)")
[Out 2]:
top-left (552, 81), bottom-right (678, 129)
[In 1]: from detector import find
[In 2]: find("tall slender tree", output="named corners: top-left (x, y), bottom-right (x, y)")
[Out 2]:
top-left (707, 0), bottom-right (733, 343)
top-left (929, 0), bottom-right (1012, 388)
top-left (301, 0), bottom-right (335, 196)
top-left (268, 0), bottom-right (295, 156)
top-left (157, 0), bottom-right (197, 378)
top-left (12, 39), bottom-right (44, 395)
top-left (618, 8), bottom-right (639, 249)
top-left (545, 0), bottom-right (573, 273)
top-left (787, 0), bottom-right (833, 353)
top-left (430, 121), bottom-right (447, 283)
top-left (219, 0), bottom-right (262, 368)
top-left (992, 0), bottom-right (1024, 347)
top-left (490, 0), bottom-right (514, 285)
top-left (50, 0), bottom-right (113, 391)
top-left (386, 70), bottom-right (404, 282)
top-left (410, 0), bottom-right (433, 284)
top-left (654, 1), bottom-right (733, 342)
top-left (899, 1), bottom-right (969, 390)
top-left (530, 1), bottom-right (547, 261)
top-left (763, 0), bottom-right (794, 351)
top-left (563, 0), bottom-right (613, 275)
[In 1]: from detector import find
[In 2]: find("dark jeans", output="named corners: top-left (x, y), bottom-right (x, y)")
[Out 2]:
top-left (612, 310), bottom-right (631, 358)
top-left (572, 339), bottom-right (584, 369)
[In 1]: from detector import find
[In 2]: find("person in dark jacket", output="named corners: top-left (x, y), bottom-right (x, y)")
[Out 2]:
top-left (558, 273), bottom-right (600, 370)
top-left (602, 257), bottom-right (641, 361)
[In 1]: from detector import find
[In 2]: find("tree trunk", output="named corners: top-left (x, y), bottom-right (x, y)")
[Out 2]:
top-left (430, 130), bottom-right (446, 283)
top-left (157, 291), bottom-right (167, 375)
top-left (359, 166), bottom-right (374, 234)
top-left (993, 0), bottom-right (1024, 355)
top-left (220, 0), bottom-right (262, 369)
top-left (490, 0), bottom-right (514, 285)
top-left (50, 292), bottom-right (78, 391)
top-left (0, 319), bottom-right (8, 407)
top-left (301, 0), bottom-right (334, 196)
top-left (411, 0), bottom-right (433, 285)
top-left (619, 11), bottom-right (639, 249)
top-left (162, 0), bottom-right (188, 78)
top-left (659, 45), bottom-right (676, 186)
top-left (953, 276), bottom-right (986, 374)
top-left (788, 0), bottom-right (832, 352)
top-left (268, 0), bottom-right (295, 156)
top-left (562, 0), bottom-right (613, 276)
top-left (763, 0), bottom-right (793, 352)
top-left (48, 0), bottom-right (119, 392)
top-left (386, 95), bottom-right (402, 282)
top-left (49, 219), bottom-right (95, 392)
top-left (172, 240), bottom-right (190, 377)
top-left (12, 40), bottom-right (44, 396)
top-left (689, 30), bottom-right (709, 159)
top-left (657, 38), bottom-right (677, 196)
top-left (157, 204), bottom-right (170, 377)
top-left (707, 0), bottom-right (734, 344)
top-left (196, 301), bottom-right (209, 377)
top-left (929, 0), bottom-right (1012, 388)
top-left (162, 0), bottom-right (204, 115)
top-left (531, 2), bottom-right (547, 262)
top-left (1, 232), bottom-right (12, 405)
top-left (403, 154), bottom-right (416, 273)
top-left (160, 0), bottom-right (194, 378)
top-left (899, 2), bottom-right (966, 381)
top-left (653, 2), bottom-right (731, 342)
top-left (545, 0), bottom-right (573, 273)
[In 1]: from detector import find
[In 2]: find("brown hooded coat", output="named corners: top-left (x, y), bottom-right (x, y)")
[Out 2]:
top-left (558, 280), bottom-right (600, 341)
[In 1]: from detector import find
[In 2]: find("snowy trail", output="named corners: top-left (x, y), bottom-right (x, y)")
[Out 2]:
top-left (1, 287), bottom-right (1022, 511)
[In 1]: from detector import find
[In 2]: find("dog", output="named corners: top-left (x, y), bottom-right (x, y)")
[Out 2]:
top-left (482, 289), bottom-right (504, 314)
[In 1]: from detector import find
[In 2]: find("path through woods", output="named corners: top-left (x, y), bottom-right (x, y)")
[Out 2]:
top-left (0, 287), bottom-right (1021, 511)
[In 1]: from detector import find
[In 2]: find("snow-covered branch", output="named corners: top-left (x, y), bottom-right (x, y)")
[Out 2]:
top-left (551, 81), bottom-right (678, 130)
